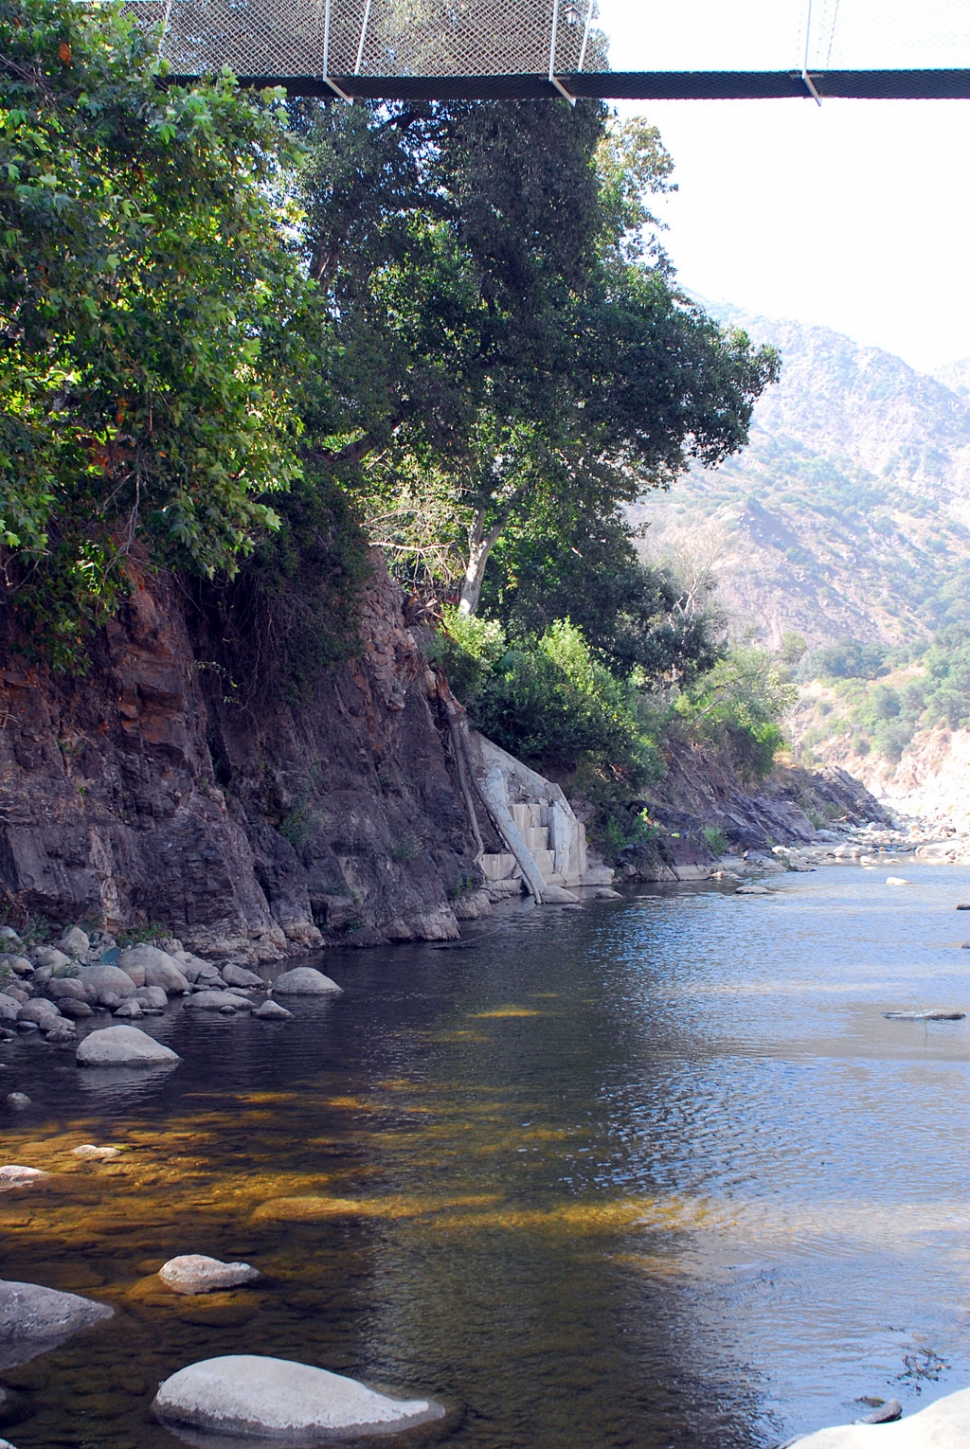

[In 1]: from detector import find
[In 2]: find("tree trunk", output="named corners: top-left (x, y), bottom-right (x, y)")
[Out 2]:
top-left (457, 508), bottom-right (505, 616)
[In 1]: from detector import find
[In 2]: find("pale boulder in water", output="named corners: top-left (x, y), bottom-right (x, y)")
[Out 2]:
top-left (153, 1355), bottom-right (443, 1437)
top-left (272, 967), bottom-right (342, 996)
top-left (76, 1026), bottom-right (179, 1066)
top-left (792, 1385), bottom-right (970, 1447)
top-left (158, 1255), bottom-right (260, 1295)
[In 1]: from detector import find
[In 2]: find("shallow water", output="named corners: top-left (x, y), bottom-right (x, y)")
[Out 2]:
top-left (2, 863), bottom-right (970, 1448)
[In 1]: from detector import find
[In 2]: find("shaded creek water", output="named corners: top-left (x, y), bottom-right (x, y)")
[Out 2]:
top-left (2, 864), bottom-right (970, 1448)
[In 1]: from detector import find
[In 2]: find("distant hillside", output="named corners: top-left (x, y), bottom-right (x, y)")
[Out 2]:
top-left (631, 308), bottom-right (970, 650)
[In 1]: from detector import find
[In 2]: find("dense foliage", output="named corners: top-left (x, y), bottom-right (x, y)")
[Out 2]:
top-left (1, 0), bottom-right (319, 662)
top-left (794, 564), bottom-right (970, 764)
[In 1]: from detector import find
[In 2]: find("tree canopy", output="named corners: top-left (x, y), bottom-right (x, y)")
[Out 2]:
top-left (293, 99), bottom-right (779, 615)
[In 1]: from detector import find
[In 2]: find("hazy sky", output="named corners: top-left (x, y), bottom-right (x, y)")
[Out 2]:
top-left (597, 0), bottom-right (970, 374)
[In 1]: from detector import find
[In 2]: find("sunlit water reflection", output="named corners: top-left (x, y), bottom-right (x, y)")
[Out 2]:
top-left (2, 864), bottom-right (970, 1448)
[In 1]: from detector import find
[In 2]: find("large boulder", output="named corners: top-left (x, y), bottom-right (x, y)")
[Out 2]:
top-left (792, 1386), bottom-right (970, 1446)
top-left (77, 965), bottom-right (137, 1007)
top-left (0, 1279), bottom-right (112, 1370)
top-left (117, 946), bottom-right (189, 995)
top-left (76, 1026), bottom-right (179, 1067)
top-left (272, 968), bottom-right (342, 997)
top-left (158, 1256), bottom-right (260, 1296)
top-left (153, 1355), bottom-right (443, 1438)
top-left (0, 996), bottom-right (20, 1025)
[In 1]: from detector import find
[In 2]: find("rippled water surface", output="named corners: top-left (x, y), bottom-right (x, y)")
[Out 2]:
top-left (3, 864), bottom-right (970, 1448)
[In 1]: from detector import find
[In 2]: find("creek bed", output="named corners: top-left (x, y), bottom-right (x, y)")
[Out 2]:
top-left (2, 864), bottom-right (970, 1448)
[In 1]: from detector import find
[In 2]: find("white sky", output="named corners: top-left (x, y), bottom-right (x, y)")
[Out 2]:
top-left (598, 1), bottom-right (970, 374)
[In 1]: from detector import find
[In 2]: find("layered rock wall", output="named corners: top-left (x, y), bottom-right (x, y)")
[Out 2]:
top-left (0, 556), bottom-right (480, 958)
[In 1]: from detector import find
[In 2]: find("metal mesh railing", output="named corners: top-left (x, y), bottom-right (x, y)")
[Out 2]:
top-left (136, 0), bottom-right (607, 87)
top-left (129, 0), bottom-right (970, 97)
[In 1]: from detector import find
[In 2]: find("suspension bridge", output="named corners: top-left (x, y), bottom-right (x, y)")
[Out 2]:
top-left (134, 0), bottom-right (970, 100)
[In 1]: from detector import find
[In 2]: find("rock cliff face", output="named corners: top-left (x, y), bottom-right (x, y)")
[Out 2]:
top-left (0, 556), bottom-right (481, 959)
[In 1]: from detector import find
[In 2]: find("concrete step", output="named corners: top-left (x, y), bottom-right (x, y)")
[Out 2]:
top-left (480, 852), bottom-right (518, 881)
top-left (511, 802), bottom-right (543, 831)
top-left (533, 848), bottom-right (556, 877)
top-left (522, 825), bottom-right (550, 852)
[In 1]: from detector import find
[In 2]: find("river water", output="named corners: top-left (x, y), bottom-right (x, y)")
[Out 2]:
top-left (2, 864), bottom-right (970, 1448)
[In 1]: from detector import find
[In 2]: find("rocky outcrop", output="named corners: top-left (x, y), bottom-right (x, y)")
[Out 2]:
top-left (0, 555), bottom-right (481, 957)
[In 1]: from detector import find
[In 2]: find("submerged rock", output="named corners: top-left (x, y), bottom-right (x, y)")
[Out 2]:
top-left (158, 1255), bottom-right (260, 1296)
top-left (2, 1096), bottom-right (30, 1112)
top-left (736, 883), bottom-right (772, 896)
top-left (153, 1355), bottom-right (444, 1438)
top-left (793, 1384), bottom-right (970, 1446)
top-left (272, 968), bottom-right (342, 997)
top-left (0, 1279), bottom-right (112, 1368)
top-left (72, 1145), bottom-right (121, 1160)
top-left (886, 876), bottom-right (910, 886)
top-left (884, 1009), bottom-right (965, 1021)
top-left (184, 991), bottom-right (253, 1012)
top-left (76, 1026), bottom-right (179, 1067)
top-left (0, 1167), bottom-right (47, 1188)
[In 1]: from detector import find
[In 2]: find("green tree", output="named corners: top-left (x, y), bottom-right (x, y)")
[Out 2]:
top-left (1, 0), bottom-right (320, 663)
top-left (293, 99), bottom-right (779, 617)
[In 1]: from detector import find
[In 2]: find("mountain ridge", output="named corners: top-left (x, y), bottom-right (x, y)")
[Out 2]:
top-left (631, 306), bottom-right (970, 651)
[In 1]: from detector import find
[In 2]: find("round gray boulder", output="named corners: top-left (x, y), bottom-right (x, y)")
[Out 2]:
top-left (272, 968), bottom-right (342, 997)
top-left (0, 1279), bottom-right (112, 1367)
top-left (153, 1355), bottom-right (443, 1438)
top-left (158, 1255), bottom-right (260, 1296)
top-left (77, 965), bottom-right (137, 1007)
top-left (76, 1026), bottom-right (179, 1067)
top-left (117, 946), bottom-right (189, 995)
